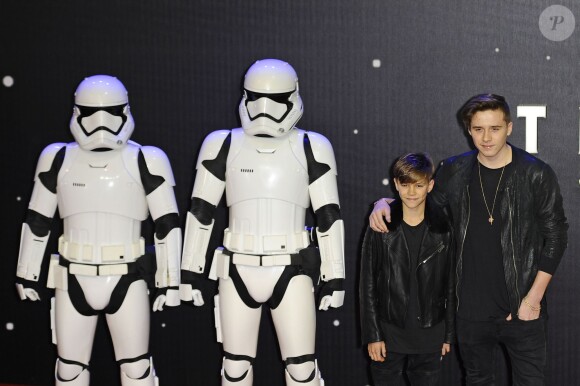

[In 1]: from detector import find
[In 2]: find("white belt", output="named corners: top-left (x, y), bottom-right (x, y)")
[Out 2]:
top-left (68, 263), bottom-right (129, 276)
top-left (232, 253), bottom-right (293, 267)
top-left (58, 236), bottom-right (145, 262)
top-left (223, 230), bottom-right (310, 254)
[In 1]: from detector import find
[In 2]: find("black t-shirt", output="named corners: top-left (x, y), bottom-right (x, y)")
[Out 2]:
top-left (458, 162), bottom-right (513, 321)
top-left (383, 220), bottom-right (445, 354)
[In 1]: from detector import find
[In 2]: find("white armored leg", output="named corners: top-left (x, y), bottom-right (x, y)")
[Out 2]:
top-left (218, 272), bottom-right (266, 386)
top-left (55, 359), bottom-right (90, 386)
top-left (270, 275), bottom-right (321, 386)
top-left (54, 289), bottom-right (97, 386)
top-left (106, 280), bottom-right (156, 386)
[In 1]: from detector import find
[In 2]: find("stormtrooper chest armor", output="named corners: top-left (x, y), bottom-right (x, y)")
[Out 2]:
top-left (223, 129), bottom-right (311, 254)
top-left (57, 143), bottom-right (148, 221)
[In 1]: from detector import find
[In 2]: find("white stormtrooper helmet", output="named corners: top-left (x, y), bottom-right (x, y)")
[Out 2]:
top-left (70, 75), bottom-right (135, 150)
top-left (239, 59), bottom-right (303, 137)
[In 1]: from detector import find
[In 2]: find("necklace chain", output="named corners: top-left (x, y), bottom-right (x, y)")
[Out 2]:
top-left (478, 161), bottom-right (506, 225)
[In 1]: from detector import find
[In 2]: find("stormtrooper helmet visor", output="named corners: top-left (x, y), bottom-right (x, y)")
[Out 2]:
top-left (75, 103), bottom-right (128, 136)
top-left (244, 89), bottom-right (294, 123)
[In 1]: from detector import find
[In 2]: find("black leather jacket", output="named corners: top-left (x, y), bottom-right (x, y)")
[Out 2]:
top-left (360, 199), bottom-right (456, 345)
top-left (433, 145), bottom-right (568, 317)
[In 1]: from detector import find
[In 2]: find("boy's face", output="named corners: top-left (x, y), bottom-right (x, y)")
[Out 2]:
top-left (394, 177), bottom-right (434, 211)
top-left (468, 109), bottom-right (513, 164)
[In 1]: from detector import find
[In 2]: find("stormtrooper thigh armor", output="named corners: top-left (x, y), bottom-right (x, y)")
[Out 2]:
top-left (54, 279), bottom-right (156, 386)
top-left (218, 265), bottom-right (321, 386)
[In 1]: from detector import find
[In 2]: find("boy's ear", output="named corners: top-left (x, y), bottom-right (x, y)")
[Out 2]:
top-left (427, 178), bottom-right (435, 193)
top-left (393, 178), bottom-right (400, 192)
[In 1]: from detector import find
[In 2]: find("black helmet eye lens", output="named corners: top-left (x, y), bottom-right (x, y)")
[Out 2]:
top-left (76, 104), bottom-right (127, 118)
top-left (244, 89), bottom-right (294, 103)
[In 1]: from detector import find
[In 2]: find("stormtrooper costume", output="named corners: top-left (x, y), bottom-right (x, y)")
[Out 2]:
top-left (180, 59), bottom-right (345, 386)
top-left (15, 75), bottom-right (181, 386)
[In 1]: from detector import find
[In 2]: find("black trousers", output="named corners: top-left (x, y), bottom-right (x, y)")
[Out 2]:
top-left (456, 317), bottom-right (547, 386)
top-left (370, 351), bottom-right (442, 386)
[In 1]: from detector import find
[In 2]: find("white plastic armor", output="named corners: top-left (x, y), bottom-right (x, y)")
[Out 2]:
top-left (70, 75), bottom-right (135, 151)
top-left (55, 358), bottom-right (90, 386)
top-left (181, 59), bottom-right (344, 385)
top-left (239, 59), bottom-right (303, 138)
top-left (15, 75), bottom-right (178, 386)
top-left (285, 360), bottom-right (325, 386)
top-left (181, 130), bottom-right (228, 274)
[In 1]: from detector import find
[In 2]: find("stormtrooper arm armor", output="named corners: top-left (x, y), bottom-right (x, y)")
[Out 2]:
top-left (181, 131), bottom-right (230, 274)
top-left (305, 132), bottom-right (345, 309)
top-left (16, 144), bottom-right (66, 299)
top-left (180, 131), bottom-right (230, 305)
top-left (139, 147), bottom-right (181, 308)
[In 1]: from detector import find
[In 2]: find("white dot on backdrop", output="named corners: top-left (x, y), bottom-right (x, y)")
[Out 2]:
top-left (16, 196), bottom-right (22, 202)
top-left (495, 48), bottom-right (500, 53)
top-left (546, 56), bottom-right (551, 60)
top-left (161, 323), bottom-right (166, 328)
top-left (3, 76), bottom-right (14, 87)
top-left (6, 322), bottom-right (14, 331)
top-left (333, 319), bottom-right (340, 327)
top-left (382, 178), bottom-right (389, 186)
top-left (353, 129), bottom-right (359, 134)
top-left (372, 59), bottom-right (381, 68)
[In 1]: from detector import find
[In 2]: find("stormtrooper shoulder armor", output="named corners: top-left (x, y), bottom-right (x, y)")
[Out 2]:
top-left (34, 143), bottom-right (68, 180)
top-left (305, 131), bottom-right (337, 175)
top-left (140, 146), bottom-right (176, 187)
top-left (190, 130), bottom-right (230, 205)
top-left (195, 130), bottom-right (231, 170)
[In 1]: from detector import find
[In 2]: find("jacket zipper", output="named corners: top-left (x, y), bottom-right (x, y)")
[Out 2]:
top-left (417, 242), bottom-right (444, 266)
top-left (414, 240), bottom-right (444, 324)
top-left (507, 187), bottom-right (521, 315)
top-left (457, 186), bottom-right (470, 312)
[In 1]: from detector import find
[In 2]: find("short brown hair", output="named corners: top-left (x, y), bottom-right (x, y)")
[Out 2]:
top-left (459, 94), bottom-right (511, 131)
top-left (392, 153), bottom-right (434, 184)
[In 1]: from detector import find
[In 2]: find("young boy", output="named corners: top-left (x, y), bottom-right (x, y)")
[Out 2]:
top-left (359, 153), bottom-right (455, 386)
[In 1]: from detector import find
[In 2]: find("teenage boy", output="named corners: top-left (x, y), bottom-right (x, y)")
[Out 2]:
top-left (369, 94), bottom-right (568, 385)
top-left (360, 153), bottom-right (455, 386)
